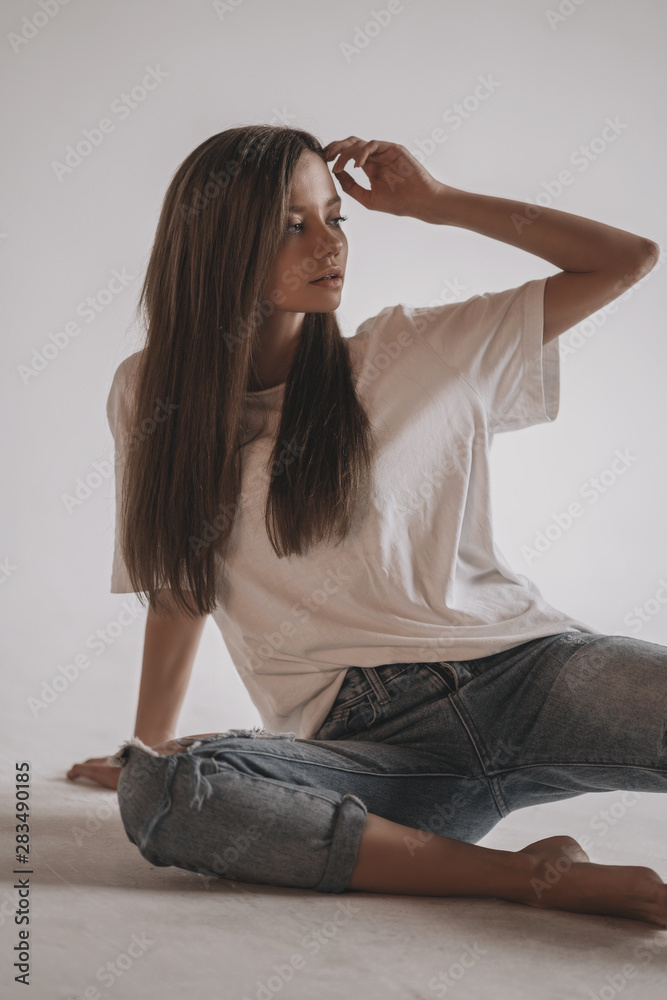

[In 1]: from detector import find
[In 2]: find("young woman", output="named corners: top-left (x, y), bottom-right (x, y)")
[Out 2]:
top-left (68, 126), bottom-right (667, 926)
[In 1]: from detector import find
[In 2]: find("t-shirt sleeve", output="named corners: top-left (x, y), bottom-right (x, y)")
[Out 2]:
top-left (107, 358), bottom-right (141, 594)
top-left (406, 276), bottom-right (558, 433)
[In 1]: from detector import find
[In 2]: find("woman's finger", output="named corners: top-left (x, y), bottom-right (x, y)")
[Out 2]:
top-left (67, 758), bottom-right (120, 778)
top-left (325, 139), bottom-right (381, 209)
top-left (322, 136), bottom-right (365, 162)
top-left (323, 138), bottom-right (439, 218)
top-left (67, 762), bottom-right (120, 790)
top-left (327, 138), bottom-right (381, 174)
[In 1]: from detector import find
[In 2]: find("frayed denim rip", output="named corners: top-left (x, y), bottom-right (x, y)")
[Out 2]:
top-left (109, 727), bottom-right (299, 855)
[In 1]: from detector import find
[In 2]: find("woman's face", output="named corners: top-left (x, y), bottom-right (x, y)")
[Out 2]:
top-left (262, 149), bottom-right (348, 312)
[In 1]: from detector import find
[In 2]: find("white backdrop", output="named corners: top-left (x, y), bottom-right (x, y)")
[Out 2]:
top-left (2, 0), bottom-right (666, 764)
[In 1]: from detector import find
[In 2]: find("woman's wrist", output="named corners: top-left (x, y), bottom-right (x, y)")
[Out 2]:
top-left (409, 182), bottom-right (465, 226)
top-left (133, 725), bottom-right (177, 748)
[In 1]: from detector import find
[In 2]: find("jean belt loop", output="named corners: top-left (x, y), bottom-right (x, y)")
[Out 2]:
top-left (360, 666), bottom-right (392, 705)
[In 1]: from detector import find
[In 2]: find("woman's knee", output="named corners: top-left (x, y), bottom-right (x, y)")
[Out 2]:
top-left (112, 739), bottom-right (368, 892)
top-left (561, 633), bottom-right (667, 696)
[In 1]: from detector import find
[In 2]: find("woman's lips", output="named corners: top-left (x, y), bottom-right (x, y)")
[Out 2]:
top-left (310, 276), bottom-right (343, 288)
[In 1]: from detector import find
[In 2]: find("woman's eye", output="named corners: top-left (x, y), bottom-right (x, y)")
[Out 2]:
top-left (286, 215), bottom-right (348, 234)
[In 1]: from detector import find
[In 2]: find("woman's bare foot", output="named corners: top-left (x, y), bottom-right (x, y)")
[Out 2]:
top-left (516, 835), bottom-right (667, 927)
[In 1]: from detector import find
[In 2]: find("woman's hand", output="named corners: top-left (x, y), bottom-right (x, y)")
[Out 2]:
top-left (515, 834), bottom-right (667, 927)
top-left (66, 756), bottom-right (121, 791)
top-left (323, 137), bottom-right (446, 220)
top-left (67, 734), bottom-right (219, 790)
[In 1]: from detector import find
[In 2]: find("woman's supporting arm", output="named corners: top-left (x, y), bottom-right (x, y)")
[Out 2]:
top-left (413, 184), bottom-right (660, 344)
top-left (134, 589), bottom-right (208, 747)
top-left (67, 591), bottom-right (208, 788)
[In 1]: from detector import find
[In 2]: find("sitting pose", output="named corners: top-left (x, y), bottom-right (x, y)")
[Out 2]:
top-left (68, 126), bottom-right (666, 927)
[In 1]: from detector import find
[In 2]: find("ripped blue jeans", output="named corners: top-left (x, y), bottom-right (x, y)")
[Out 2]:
top-left (113, 632), bottom-right (667, 893)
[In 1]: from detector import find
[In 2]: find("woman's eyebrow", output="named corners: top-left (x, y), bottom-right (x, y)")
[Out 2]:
top-left (288, 195), bottom-right (342, 211)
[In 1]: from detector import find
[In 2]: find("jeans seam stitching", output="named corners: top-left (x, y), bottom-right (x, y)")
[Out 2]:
top-left (484, 761), bottom-right (667, 776)
top-left (447, 698), bottom-right (510, 816)
top-left (206, 747), bottom-right (469, 777)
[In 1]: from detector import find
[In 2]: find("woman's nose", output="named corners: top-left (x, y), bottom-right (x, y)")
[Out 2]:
top-left (313, 230), bottom-right (344, 257)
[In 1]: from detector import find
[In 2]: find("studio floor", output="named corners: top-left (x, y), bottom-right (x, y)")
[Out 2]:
top-left (1, 734), bottom-right (666, 1000)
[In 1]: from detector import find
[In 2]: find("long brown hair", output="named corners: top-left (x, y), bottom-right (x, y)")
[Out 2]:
top-left (118, 125), bottom-right (376, 619)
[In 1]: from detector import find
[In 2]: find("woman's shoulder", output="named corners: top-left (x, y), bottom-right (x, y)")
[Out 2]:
top-left (111, 348), bottom-right (144, 385)
top-left (106, 349), bottom-right (145, 429)
top-left (349, 303), bottom-right (413, 343)
top-left (109, 349), bottom-right (145, 400)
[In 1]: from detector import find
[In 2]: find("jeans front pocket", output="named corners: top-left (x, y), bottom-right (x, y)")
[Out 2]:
top-left (315, 666), bottom-right (379, 740)
top-left (339, 692), bottom-right (379, 735)
top-left (315, 662), bottom-right (449, 741)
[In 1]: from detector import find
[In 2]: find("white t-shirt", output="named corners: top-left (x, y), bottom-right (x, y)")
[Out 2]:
top-left (107, 276), bottom-right (596, 739)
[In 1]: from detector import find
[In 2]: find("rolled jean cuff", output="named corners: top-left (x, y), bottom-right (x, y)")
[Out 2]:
top-left (314, 792), bottom-right (368, 894)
